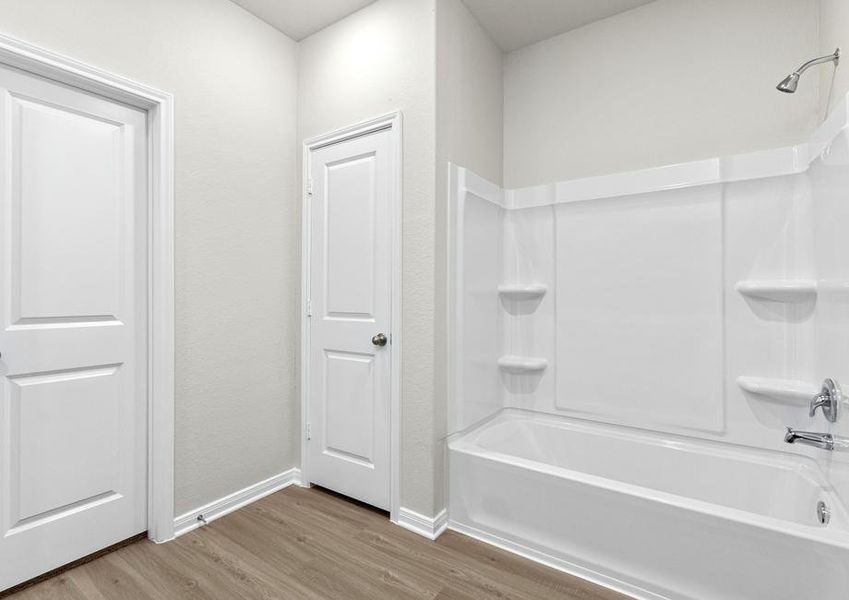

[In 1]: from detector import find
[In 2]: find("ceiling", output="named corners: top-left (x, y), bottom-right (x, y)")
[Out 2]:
top-left (230, 0), bottom-right (656, 50)
top-left (461, 0), bottom-right (657, 52)
top-left (230, 0), bottom-right (377, 40)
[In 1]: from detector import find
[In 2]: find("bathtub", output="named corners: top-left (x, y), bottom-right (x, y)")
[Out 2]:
top-left (448, 410), bottom-right (849, 600)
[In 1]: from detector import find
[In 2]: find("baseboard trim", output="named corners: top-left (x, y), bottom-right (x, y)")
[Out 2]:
top-left (395, 507), bottom-right (448, 540)
top-left (173, 468), bottom-right (301, 538)
top-left (447, 520), bottom-right (665, 600)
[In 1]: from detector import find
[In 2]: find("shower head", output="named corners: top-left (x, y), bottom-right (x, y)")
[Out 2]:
top-left (777, 48), bottom-right (840, 93)
top-left (776, 72), bottom-right (801, 93)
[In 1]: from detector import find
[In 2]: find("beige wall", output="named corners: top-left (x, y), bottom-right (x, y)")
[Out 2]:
top-left (819, 0), bottom-right (849, 117)
top-left (298, 0), bottom-right (440, 516)
top-left (0, 0), bottom-right (301, 514)
top-left (436, 0), bottom-right (503, 187)
top-left (503, 0), bottom-right (821, 187)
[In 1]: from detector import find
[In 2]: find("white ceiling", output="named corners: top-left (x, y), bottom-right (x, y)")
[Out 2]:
top-left (230, 0), bottom-right (377, 41)
top-left (462, 0), bottom-right (657, 51)
top-left (230, 0), bottom-right (656, 50)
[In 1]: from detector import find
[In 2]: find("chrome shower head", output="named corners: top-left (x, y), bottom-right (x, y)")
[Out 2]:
top-left (777, 48), bottom-right (840, 93)
top-left (776, 72), bottom-right (801, 93)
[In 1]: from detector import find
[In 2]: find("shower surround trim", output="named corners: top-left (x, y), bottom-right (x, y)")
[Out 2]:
top-left (488, 96), bottom-right (849, 212)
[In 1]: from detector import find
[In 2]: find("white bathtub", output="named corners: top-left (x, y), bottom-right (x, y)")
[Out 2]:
top-left (448, 410), bottom-right (849, 600)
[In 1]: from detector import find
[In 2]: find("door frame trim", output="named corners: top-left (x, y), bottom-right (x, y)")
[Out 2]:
top-left (0, 33), bottom-right (176, 542)
top-left (301, 112), bottom-right (402, 522)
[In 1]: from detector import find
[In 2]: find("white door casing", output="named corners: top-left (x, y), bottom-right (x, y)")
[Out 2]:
top-left (0, 33), bottom-right (175, 590)
top-left (304, 115), bottom-right (401, 513)
top-left (0, 35), bottom-right (174, 547)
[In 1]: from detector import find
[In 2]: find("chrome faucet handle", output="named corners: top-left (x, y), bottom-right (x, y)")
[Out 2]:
top-left (810, 395), bottom-right (830, 418)
top-left (810, 378), bottom-right (840, 423)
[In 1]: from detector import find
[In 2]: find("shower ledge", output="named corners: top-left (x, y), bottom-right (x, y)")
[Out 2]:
top-left (735, 279), bottom-right (817, 302)
top-left (497, 355), bottom-right (548, 374)
top-left (497, 283), bottom-right (548, 300)
top-left (736, 376), bottom-right (819, 403)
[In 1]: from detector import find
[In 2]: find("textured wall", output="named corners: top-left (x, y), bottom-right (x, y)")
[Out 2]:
top-left (298, 0), bottom-right (440, 516)
top-left (819, 0), bottom-right (849, 117)
top-left (0, 0), bottom-right (301, 514)
top-left (503, 0), bottom-right (821, 187)
top-left (437, 0), bottom-right (503, 187)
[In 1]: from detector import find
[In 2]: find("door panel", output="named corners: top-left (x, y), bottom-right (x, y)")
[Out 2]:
top-left (325, 154), bottom-right (377, 319)
top-left (324, 350), bottom-right (375, 465)
top-left (0, 64), bottom-right (147, 591)
top-left (11, 366), bottom-right (120, 528)
top-left (12, 96), bottom-right (123, 322)
top-left (309, 129), bottom-right (392, 511)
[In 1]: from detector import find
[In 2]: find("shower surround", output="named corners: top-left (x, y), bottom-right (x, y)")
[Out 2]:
top-left (446, 95), bottom-right (849, 599)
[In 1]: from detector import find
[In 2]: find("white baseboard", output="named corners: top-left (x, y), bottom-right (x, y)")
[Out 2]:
top-left (448, 520), bottom-right (664, 600)
top-left (173, 468), bottom-right (302, 538)
top-left (395, 507), bottom-right (448, 540)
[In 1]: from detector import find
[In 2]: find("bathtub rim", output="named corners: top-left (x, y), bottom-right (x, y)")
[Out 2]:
top-left (448, 408), bottom-right (849, 551)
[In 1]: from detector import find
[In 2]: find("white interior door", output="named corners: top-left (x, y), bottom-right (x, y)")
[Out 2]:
top-left (308, 127), bottom-right (393, 511)
top-left (0, 64), bottom-right (148, 590)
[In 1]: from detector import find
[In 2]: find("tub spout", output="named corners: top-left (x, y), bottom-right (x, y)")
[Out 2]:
top-left (784, 427), bottom-right (834, 451)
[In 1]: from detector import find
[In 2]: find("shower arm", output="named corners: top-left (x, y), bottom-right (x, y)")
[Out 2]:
top-left (791, 48), bottom-right (840, 76)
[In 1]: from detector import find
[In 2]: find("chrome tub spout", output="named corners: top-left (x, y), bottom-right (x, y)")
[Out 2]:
top-left (784, 427), bottom-right (834, 451)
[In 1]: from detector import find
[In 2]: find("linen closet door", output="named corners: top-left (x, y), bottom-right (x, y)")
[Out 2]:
top-left (0, 63), bottom-right (148, 590)
top-left (308, 128), bottom-right (392, 511)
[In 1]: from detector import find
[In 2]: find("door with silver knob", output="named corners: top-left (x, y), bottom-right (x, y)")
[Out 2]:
top-left (306, 125), bottom-right (394, 512)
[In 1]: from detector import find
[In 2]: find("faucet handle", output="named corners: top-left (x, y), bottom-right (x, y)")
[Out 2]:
top-left (810, 378), bottom-right (840, 423)
top-left (810, 395), bottom-right (830, 418)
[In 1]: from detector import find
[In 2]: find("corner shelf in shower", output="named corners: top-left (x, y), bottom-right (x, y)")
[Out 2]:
top-left (497, 283), bottom-right (548, 301)
top-left (497, 355), bottom-right (548, 374)
top-left (736, 376), bottom-right (818, 403)
top-left (734, 279), bottom-right (817, 302)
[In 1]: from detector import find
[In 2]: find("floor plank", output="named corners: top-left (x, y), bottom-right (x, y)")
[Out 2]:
top-left (6, 486), bottom-right (631, 600)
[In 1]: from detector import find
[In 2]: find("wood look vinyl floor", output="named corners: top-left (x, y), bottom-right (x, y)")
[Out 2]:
top-left (6, 486), bottom-right (630, 600)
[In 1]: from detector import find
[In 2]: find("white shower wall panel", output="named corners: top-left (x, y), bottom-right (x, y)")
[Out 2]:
top-left (451, 168), bottom-right (504, 432)
top-left (492, 173), bottom-right (821, 441)
top-left (555, 185), bottom-right (724, 432)
top-left (810, 154), bottom-right (849, 507)
top-left (454, 171), bottom-right (827, 440)
top-left (496, 173), bottom-right (820, 445)
top-left (500, 206), bottom-right (556, 407)
top-left (724, 174), bottom-right (817, 437)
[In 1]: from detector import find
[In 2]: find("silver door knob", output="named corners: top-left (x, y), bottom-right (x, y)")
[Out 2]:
top-left (372, 333), bottom-right (388, 347)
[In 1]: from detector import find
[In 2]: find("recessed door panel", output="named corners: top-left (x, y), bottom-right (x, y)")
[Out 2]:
top-left (323, 350), bottom-right (375, 466)
top-left (324, 153), bottom-right (377, 320)
top-left (308, 127), bottom-right (393, 511)
top-left (12, 97), bottom-right (124, 323)
top-left (0, 63), bottom-right (147, 591)
top-left (9, 366), bottom-right (121, 527)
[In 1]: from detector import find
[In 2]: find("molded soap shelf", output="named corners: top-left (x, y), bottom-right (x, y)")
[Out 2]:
top-left (497, 284), bottom-right (548, 301)
top-left (497, 355), bottom-right (548, 374)
top-left (736, 376), bottom-right (818, 403)
top-left (735, 279), bottom-right (817, 302)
